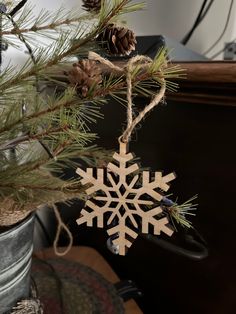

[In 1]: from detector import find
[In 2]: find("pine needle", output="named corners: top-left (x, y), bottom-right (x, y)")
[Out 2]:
top-left (165, 195), bottom-right (198, 230)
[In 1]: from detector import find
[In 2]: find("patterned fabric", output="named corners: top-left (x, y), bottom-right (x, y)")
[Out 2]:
top-left (31, 258), bottom-right (125, 314)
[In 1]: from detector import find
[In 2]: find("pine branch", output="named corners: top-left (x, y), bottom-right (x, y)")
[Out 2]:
top-left (0, 95), bottom-right (75, 134)
top-left (9, 0), bottom-right (28, 17)
top-left (1, 13), bottom-right (93, 36)
top-left (5, 12), bottom-right (36, 61)
top-left (0, 180), bottom-right (83, 193)
top-left (0, 125), bottom-right (71, 151)
top-left (0, 144), bottom-right (112, 206)
top-left (0, 49), bottom-right (181, 140)
top-left (0, 0), bottom-right (138, 92)
top-left (165, 196), bottom-right (198, 229)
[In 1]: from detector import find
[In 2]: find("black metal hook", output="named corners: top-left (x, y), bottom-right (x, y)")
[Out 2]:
top-left (144, 227), bottom-right (208, 261)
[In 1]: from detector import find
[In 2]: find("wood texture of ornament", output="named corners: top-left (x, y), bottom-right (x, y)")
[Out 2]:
top-left (76, 141), bottom-right (175, 255)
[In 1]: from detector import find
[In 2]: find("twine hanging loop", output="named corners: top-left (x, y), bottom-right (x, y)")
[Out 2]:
top-left (89, 51), bottom-right (166, 143)
top-left (53, 204), bottom-right (73, 257)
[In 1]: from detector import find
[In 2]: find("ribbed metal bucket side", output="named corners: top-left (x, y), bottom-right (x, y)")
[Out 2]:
top-left (0, 259), bottom-right (32, 314)
top-left (0, 214), bottom-right (35, 314)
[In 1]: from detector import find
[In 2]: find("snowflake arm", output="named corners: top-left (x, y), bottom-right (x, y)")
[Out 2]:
top-left (134, 171), bottom-right (176, 201)
top-left (108, 150), bottom-right (138, 182)
top-left (107, 218), bottom-right (138, 256)
top-left (76, 200), bottom-right (112, 228)
top-left (139, 206), bottom-right (173, 236)
top-left (76, 167), bottom-right (108, 195)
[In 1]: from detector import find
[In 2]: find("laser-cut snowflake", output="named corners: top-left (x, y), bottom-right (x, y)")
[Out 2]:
top-left (76, 141), bottom-right (176, 255)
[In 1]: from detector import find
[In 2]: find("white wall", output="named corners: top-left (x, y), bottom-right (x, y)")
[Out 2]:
top-left (3, 0), bottom-right (236, 66)
top-left (2, 0), bottom-right (83, 69)
top-left (30, 0), bottom-right (81, 12)
top-left (126, 0), bottom-right (236, 59)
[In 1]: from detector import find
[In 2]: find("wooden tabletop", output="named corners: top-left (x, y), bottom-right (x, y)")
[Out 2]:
top-left (35, 246), bottom-right (143, 314)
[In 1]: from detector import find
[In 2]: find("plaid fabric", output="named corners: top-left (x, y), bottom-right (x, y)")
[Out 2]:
top-left (31, 258), bottom-right (125, 314)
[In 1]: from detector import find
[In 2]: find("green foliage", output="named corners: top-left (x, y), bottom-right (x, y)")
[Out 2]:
top-left (167, 196), bottom-right (198, 229)
top-left (0, 0), bottom-right (182, 219)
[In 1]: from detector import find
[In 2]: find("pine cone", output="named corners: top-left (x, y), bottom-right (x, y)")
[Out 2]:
top-left (82, 0), bottom-right (101, 12)
top-left (97, 24), bottom-right (137, 56)
top-left (65, 60), bottom-right (102, 97)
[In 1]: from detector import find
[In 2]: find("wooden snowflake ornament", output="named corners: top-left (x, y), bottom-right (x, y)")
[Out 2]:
top-left (76, 141), bottom-right (176, 255)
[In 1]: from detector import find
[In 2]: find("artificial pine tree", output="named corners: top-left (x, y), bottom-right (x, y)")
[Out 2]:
top-left (0, 0), bottom-right (200, 311)
top-left (0, 0), bottom-right (195, 231)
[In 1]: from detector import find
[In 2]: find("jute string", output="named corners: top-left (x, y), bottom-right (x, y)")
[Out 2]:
top-left (89, 51), bottom-right (166, 143)
top-left (53, 204), bottom-right (73, 256)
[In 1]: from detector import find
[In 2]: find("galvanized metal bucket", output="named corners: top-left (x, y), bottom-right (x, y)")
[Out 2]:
top-left (0, 214), bottom-right (35, 314)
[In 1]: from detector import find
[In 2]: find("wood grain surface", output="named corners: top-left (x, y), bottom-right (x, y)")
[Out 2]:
top-left (109, 60), bottom-right (236, 106)
top-left (48, 60), bottom-right (236, 106)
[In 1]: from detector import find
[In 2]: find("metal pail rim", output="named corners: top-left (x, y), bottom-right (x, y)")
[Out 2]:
top-left (0, 213), bottom-right (34, 239)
